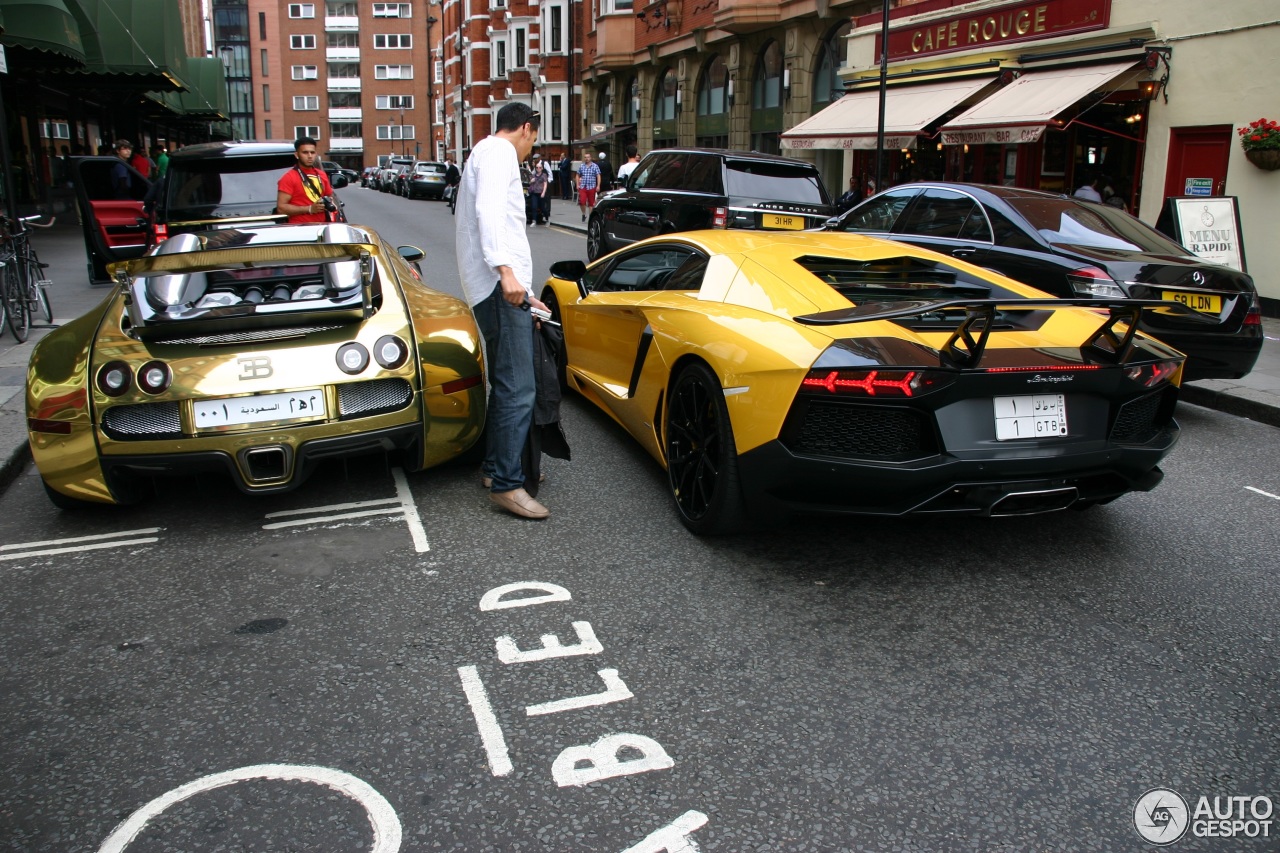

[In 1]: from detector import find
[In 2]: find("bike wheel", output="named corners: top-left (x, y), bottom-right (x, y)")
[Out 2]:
top-left (25, 248), bottom-right (52, 323)
top-left (3, 261), bottom-right (29, 342)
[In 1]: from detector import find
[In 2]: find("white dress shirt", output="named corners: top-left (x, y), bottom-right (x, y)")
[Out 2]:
top-left (455, 134), bottom-right (533, 307)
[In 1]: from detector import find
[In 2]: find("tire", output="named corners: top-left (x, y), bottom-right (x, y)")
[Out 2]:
top-left (586, 216), bottom-right (605, 262)
top-left (541, 288), bottom-right (569, 391)
top-left (664, 362), bottom-right (747, 535)
top-left (3, 260), bottom-right (29, 342)
top-left (42, 478), bottom-right (97, 510)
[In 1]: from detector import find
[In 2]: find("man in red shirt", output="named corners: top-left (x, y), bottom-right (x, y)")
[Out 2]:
top-left (276, 137), bottom-right (336, 223)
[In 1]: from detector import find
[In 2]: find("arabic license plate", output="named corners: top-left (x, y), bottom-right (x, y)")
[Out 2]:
top-left (993, 394), bottom-right (1068, 441)
top-left (1162, 290), bottom-right (1221, 314)
top-left (194, 389), bottom-right (326, 431)
top-left (762, 212), bottom-right (805, 230)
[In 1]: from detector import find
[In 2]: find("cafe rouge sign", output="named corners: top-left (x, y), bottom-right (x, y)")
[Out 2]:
top-left (877, 0), bottom-right (1112, 62)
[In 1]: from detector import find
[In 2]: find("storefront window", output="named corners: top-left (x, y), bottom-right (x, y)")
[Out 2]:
top-left (812, 22), bottom-right (851, 109)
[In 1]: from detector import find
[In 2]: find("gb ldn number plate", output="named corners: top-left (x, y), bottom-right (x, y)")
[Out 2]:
top-left (993, 394), bottom-right (1068, 441)
top-left (194, 389), bottom-right (326, 431)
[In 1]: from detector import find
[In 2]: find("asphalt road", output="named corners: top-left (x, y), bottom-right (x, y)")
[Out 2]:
top-left (1, 187), bottom-right (1278, 852)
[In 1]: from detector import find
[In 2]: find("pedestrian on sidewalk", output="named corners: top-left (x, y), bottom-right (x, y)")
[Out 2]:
top-left (455, 102), bottom-right (553, 520)
top-left (528, 155), bottom-right (552, 225)
top-left (558, 153), bottom-right (573, 200)
top-left (575, 152), bottom-right (601, 222)
top-left (615, 145), bottom-right (640, 186)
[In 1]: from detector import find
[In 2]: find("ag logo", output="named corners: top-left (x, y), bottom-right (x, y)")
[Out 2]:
top-left (238, 356), bottom-right (273, 380)
top-left (1134, 788), bottom-right (1189, 845)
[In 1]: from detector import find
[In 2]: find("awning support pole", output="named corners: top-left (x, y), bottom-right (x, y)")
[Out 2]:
top-left (874, 0), bottom-right (889, 193)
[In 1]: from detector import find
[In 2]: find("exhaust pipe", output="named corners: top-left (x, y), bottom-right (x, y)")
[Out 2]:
top-left (989, 486), bottom-right (1079, 517)
top-left (240, 445), bottom-right (290, 483)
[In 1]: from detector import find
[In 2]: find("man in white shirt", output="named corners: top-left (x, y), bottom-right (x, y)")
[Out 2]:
top-left (615, 145), bottom-right (641, 185)
top-left (1073, 173), bottom-right (1106, 203)
top-left (455, 103), bottom-right (554, 520)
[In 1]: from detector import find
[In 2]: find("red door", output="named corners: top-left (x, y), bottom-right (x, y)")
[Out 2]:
top-left (1164, 125), bottom-right (1232, 197)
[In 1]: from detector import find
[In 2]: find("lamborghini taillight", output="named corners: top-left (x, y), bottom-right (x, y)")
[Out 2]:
top-left (1125, 359), bottom-right (1180, 388)
top-left (799, 369), bottom-right (952, 398)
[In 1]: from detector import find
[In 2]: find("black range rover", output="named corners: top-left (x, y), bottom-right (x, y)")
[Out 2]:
top-left (586, 148), bottom-right (833, 261)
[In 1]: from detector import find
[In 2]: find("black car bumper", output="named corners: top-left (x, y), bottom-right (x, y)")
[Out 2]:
top-left (1142, 323), bottom-right (1263, 380)
top-left (736, 422), bottom-right (1178, 517)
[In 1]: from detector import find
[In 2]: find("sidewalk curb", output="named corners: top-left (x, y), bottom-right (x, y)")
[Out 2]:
top-left (1179, 385), bottom-right (1280, 429)
top-left (0, 440), bottom-right (31, 494)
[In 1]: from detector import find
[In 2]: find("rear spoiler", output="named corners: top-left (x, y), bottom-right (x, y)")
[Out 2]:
top-left (795, 298), bottom-right (1214, 368)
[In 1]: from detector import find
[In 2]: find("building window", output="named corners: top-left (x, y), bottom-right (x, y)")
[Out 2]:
top-left (514, 28), bottom-right (527, 69)
top-left (622, 76), bottom-right (638, 124)
top-left (294, 95), bottom-right (320, 110)
top-left (262, 84), bottom-right (271, 111)
top-left (551, 94), bottom-right (563, 141)
top-left (492, 38), bottom-right (507, 77)
top-left (596, 82), bottom-right (611, 125)
top-left (376, 124), bottom-right (415, 140)
top-left (492, 0), bottom-right (506, 8)
top-left (290, 34), bottom-right (316, 50)
top-left (295, 125), bottom-right (320, 139)
top-left (327, 32), bottom-right (358, 47)
top-left (548, 5), bottom-right (563, 53)
top-left (697, 55), bottom-right (728, 116)
top-left (605, 0), bottom-right (633, 11)
top-left (328, 62), bottom-right (359, 78)
top-left (374, 64), bottom-right (413, 79)
top-left (264, 119), bottom-right (273, 138)
top-left (329, 91), bottom-right (361, 107)
top-left (330, 122), bottom-right (362, 138)
top-left (812, 22), bottom-right (850, 108)
top-left (326, 1), bottom-right (357, 13)
top-left (258, 11), bottom-right (267, 40)
top-left (260, 48), bottom-right (269, 75)
top-left (291, 64), bottom-right (319, 79)
top-left (372, 2), bottom-right (411, 15)
top-left (374, 34), bottom-right (413, 49)
top-left (375, 95), bottom-right (414, 109)
top-left (39, 120), bottom-right (71, 139)
top-left (655, 68), bottom-right (677, 121)
top-left (288, 4), bottom-right (315, 18)
top-left (752, 41), bottom-right (782, 110)
top-left (434, 60), bottom-right (443, 83)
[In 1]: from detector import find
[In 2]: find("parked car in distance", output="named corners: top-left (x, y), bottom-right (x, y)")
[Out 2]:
top-left (321, 160), bottom-right (359, 184)
top-left (407, 161), bottom-right (449, 200)
top-left (72, 141), bottom-right (347, 285)
top-left (824, 182), bottom-right (1262, 380)
top-left (361, 166), bottom-right (380, 188)
top-left (378, 157), bottom-right (416, 194)
top-left (587, 148), bottom-right (834, 261)
top-left (28, 222), bottom-right (486, 509)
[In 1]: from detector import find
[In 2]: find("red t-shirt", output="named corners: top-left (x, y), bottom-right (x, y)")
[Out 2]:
top-left (277, 166), bottom-right (334, 223)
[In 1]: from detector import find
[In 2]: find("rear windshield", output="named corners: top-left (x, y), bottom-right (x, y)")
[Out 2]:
top-left (165, 156), bottom-right (295, 219)
top-left (1008, 198), bottom-right (1192, 255)
top-left (724, 160), bottom-right (828, 204)
top-left (416, 163), bottom-right (445, 173)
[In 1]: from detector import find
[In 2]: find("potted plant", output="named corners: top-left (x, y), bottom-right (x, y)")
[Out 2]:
top-left (1238, 117), bottom-right (1280, 170)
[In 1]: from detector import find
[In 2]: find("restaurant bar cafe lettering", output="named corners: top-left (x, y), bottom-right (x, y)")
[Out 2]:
top-left (878, 0), bottom-right (1110, 62)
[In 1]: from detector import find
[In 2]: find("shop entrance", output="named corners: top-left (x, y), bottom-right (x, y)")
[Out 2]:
top-left (1163, 125), bottom-right (1232, 198)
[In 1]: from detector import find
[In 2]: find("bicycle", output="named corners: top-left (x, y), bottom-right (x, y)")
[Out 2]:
top-left (1, 214), bottom-right (55, 343)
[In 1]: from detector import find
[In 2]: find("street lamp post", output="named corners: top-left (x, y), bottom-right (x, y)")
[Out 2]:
top-left (219, 45), bottom-right (235, 140)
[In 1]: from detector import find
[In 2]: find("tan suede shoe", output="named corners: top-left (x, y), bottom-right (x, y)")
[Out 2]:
top-left (490, 488), bottom-right (550, 519)
top-left (482, 473), bottom-right (544, 489)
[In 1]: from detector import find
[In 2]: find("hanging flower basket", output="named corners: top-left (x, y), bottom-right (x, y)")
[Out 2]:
top-left (1238, 118), bottom-right (1280, 170)
top-left (1245, 148), bottom-right (1280, 171)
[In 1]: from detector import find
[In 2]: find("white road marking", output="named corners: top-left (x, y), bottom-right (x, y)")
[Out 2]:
top-left (1245, 486), bottom-right (1280, 501)
top-left (551, 733), bottom-right (675, 788)
top-left (619, 811), bottom-right (710, 853)
top-left (392, 467), bottom-right (429, 553)
top-left (97, 764), bottom-right (402, 853)
top-left (526, 668), bottom-right (633, 717)
top-left (457, 665), bottom-right (513, 777)
top-left (0, 528), bottom-right (162, 562)
top-left (479, 581), bottom-right (572, 611)
top-left (258, 468), bottom-right (428, 552)
top-left (496, 620), bottom-right (604, 664)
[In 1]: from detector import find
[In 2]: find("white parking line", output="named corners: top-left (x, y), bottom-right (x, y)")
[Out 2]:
top-left (457, 665), bottom-right (513, 777)
top-left (260, 468), bottom-right (429, 552)
top-left (0, 528), bottom-right (162, 562)
top-left (1245, 486), bottom-right (1280, 501)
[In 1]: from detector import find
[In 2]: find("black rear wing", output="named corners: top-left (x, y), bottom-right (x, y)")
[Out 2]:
top-left (795, 298), bottom-right (1214, 368)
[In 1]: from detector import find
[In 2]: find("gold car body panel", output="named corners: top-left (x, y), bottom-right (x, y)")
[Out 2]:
top-left (544, 229), bottom-right (1186, 470)
top-left (28, 232), bottom-right (485, 504)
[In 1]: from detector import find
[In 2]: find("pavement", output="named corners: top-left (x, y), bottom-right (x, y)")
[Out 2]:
top-left (2, 203), bottom-right (1277, 496)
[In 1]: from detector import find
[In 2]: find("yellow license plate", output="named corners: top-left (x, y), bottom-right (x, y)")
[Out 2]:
top-left (1162, 291), bottom-right (1221, 314)
top-left (762, 213), bottom-right (805, 230)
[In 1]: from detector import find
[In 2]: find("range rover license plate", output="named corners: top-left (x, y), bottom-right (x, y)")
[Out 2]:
top-left (194, 389), bottom-right (327, 431)
top-left (993, 394), bottom-right (1068, 440)
top-left (762, 213), bottom-right (804, 230)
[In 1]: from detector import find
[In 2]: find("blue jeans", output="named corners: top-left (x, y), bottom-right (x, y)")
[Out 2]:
top-left (473, 284), bottom-right (535, 492)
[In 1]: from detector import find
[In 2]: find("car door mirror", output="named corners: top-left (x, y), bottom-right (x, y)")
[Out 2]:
top-left (549, 259), bottom-right (589, 298)
top-left (332, 173), bottom-right (349, 189)
top-left (397, 245), bottom-right (425, 263)
top-left (823, 216), bottom-right (841, 230)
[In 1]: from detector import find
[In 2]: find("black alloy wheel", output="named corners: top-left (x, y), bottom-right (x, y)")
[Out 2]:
top-left (586, 216), bottom-right (605, 262)
top-left (3, 261), bottom-right (29, 342)
top-left (664, 362), bottom-right (746, 535)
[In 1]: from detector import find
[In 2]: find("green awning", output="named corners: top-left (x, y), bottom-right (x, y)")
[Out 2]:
top-left (0, 0), bottom-right (87, 63)
top-left (65, 0), bottom-right (190, 90)
top-left (181, 58), bottom-right (229, 118)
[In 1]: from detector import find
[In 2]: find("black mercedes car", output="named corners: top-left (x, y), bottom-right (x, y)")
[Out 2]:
top-left (824, 183), bottom-right (1262, 381)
